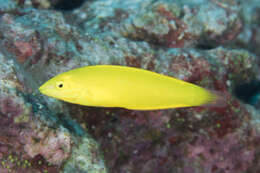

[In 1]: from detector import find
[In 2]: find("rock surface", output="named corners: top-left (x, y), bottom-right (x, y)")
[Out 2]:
top-left (0, 0), bottom-right (259, 172)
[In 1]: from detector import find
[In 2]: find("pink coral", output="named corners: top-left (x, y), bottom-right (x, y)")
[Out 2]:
top-left (24, 126), bottom-right (71, 165)
top-left (188, 133), bottom-right (255, 173)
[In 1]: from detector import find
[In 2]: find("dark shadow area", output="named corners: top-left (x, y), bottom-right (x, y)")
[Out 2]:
top-left (53, 0), bottom-right (86, 11)
top-left (196, 43), bottom-right (217, 50)
top-left (234, 80), bottom-right (260, 105)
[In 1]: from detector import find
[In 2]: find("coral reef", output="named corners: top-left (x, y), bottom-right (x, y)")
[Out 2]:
top-left (69, 0), bottom-right (242, 48)
top-left (233, 0), bottom-right (260, 56)
top-left (0, 13), bottom-right (107, 173)
top-left (0, 0), bottom-right (259, 172)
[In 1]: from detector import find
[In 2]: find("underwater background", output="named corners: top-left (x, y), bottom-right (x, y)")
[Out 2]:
top-left (0, 0), bottom-right (259, 172)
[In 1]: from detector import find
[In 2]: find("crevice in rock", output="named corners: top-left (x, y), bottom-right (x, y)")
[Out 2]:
top-left (53, 0), bottom-right (86, 11)
top-left (234, 80), bottom-right (260, 106)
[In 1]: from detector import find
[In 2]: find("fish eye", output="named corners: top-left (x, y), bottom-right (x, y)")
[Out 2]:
top-left (58, 84), bottom-right (63, 88)
top-left (56, 81), bottom-right (64, 89)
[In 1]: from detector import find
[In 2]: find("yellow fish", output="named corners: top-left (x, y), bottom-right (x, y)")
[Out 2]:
top-left (39, 65), bottom-right (219, 110)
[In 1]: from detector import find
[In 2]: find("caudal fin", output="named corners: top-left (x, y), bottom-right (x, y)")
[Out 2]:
top-left (202, 90), bottom-right (228, 108)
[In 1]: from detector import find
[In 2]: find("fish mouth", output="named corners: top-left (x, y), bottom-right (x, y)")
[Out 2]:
top-left (38, 84), bottom-right (53, 95)
top-left (38, 85), bottom-right (47, 95)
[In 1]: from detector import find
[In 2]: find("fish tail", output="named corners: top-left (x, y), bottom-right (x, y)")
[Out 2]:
top-left (202, 90), bottom-right (228, 108)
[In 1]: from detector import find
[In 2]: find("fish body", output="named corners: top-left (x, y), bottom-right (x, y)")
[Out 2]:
top-left (39, 65), bottom-right (218, 110)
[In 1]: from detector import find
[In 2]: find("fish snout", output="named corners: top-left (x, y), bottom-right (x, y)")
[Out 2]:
top-left (39, 83), bottom-right (55, 95)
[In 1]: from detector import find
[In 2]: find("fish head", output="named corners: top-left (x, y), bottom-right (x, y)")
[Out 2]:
top-left (39, 73), bottom-right (83, 103)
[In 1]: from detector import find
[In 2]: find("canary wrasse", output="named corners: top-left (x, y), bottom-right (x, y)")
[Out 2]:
top-left (39, 65), bottom-right (220, 110)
